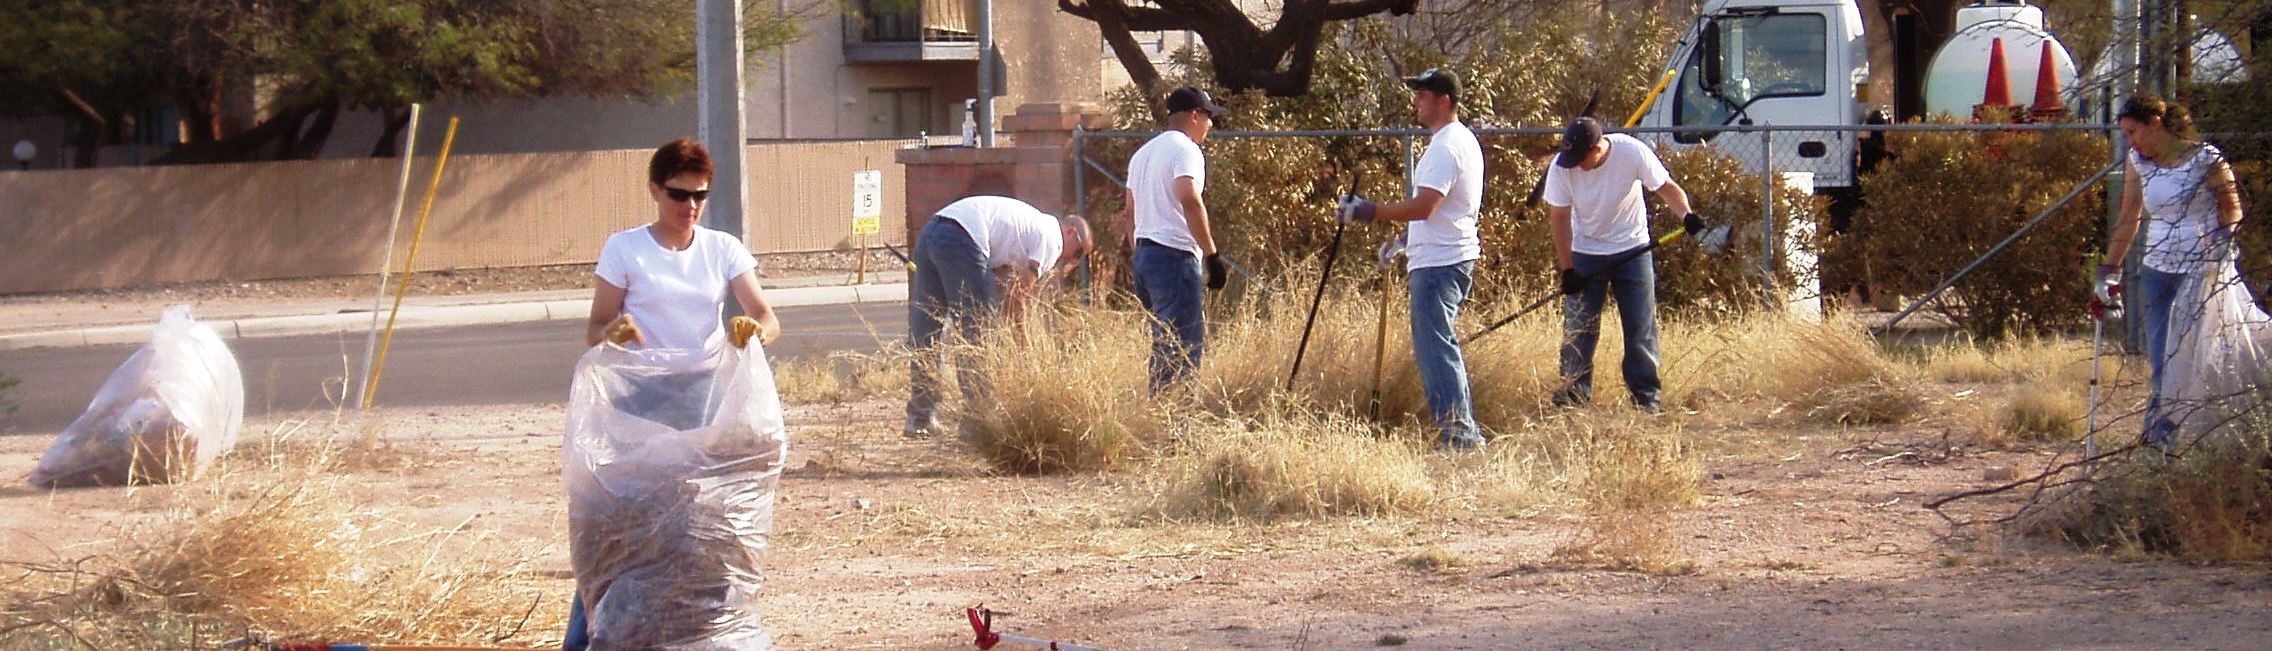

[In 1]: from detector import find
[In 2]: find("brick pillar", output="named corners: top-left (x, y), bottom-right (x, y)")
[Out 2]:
top-left (896, 102), bottom-right (1106, 241)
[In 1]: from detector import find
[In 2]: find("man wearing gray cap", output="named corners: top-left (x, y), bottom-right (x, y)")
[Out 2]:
top-left (1543, 116), bottom-right (1699, 413)
top-left (1333, 69), bottom-right (1486, 450)
top-left (1123, 85), bottom-right (1228, 390)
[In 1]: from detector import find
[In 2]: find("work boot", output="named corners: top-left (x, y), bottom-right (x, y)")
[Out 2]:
top-left (1433, 432), bottom-right (1487, 452)
top-left (903, 413), bottom-right (944, 440)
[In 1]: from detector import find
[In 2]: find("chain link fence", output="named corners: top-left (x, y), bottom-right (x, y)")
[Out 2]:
top-left (1073, 122), bottom-right (2146, 325)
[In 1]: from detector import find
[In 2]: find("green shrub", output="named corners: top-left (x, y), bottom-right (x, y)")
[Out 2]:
top-left (1844, 127), bottom-right (2110, 339)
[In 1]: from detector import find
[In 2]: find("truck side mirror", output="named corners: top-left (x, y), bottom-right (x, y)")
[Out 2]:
top-left (1699, 22), bottom-right (1725, 95)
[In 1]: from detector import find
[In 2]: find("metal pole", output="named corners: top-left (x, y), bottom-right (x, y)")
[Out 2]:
top-left (1401, 134), bottom-right (1416, 196)
top-left (977, 0), bottom-right (997, 147)
top-left (1875, 161), bottom-right (2124, 335)
top-left (698, 0), bottom-right (747, 240)
top-left (356, 104), bottom-right (421, 410)
top-left (1074, 126), bottom-right (1090, 303)
top-left (1760, 128), bottom-right (1776, 310)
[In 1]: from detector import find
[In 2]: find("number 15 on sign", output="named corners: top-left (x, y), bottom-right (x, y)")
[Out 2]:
top-left (851, 170), bottom-right (882, 236)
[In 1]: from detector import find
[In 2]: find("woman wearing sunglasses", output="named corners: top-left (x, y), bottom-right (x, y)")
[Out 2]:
top-left (586, 138), bottom-right (781, 351)
top-left (567, 139), bottom-right (785, 648)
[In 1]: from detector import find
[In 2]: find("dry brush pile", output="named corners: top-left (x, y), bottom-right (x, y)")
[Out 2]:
top-left (1, 423), bottom-right (559, 649)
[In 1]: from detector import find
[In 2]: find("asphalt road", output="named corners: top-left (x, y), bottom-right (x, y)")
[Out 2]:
top-left (0, 301), bottom-right (907, 435)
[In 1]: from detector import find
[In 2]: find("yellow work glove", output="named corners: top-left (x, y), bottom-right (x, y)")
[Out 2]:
top-left (602, 314), bottom-right (644, 347)
top-left (728, 315), bottom-right (774, 349)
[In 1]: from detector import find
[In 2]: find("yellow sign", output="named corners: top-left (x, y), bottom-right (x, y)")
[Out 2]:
top-left (852, 170), bottom-right (882, 235)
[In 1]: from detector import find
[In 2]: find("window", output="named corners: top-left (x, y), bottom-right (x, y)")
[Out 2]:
top-left (867, 88), bottom-right (933, 139)
top-left (1674, 13), bottom-right (1828, 141)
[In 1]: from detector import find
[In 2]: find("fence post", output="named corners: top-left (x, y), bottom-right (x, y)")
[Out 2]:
top-left (1074, 125), bottom-right (1090, 303)
top-left (1760, 128), bottom-right (1776, 310)
top-left (1402, 134), bottom-right (1416, 196)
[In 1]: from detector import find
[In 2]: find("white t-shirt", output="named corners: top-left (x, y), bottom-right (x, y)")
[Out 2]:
top-left (1128, 130), bottom-right (1207, 258)
top-left (935, 195), bottom-right (1065, 274)
top-left (595, 225), bottom-right (760, 352)
top-left (2133, 145), bottom-right (2227, 275)
top-left (1406, 120), bottom-right (1485, 271)
top-left (1544, 133), bottom-right (1673, 256)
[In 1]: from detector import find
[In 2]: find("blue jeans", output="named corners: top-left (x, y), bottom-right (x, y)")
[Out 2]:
top-left (907, 218), bottom-right (1001, 425)
top-left (1556, 247), bottom-right (1663, 409)
top-left (565, 595), bottom-right (589, 650)
top-left (1411, 261), bottom-right (1483, 446)
top-left (2136, 266), bottom-right (2186, 445)
top-left (1133, 240), bottom-right (1205, 390)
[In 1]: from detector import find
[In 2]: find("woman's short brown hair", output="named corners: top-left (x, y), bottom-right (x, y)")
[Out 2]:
top-left (648, 138), bottom-right (715, 186)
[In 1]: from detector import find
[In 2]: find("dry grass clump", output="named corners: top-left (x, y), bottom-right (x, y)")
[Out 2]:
top-left (1546, 418), bottom-right (1702, 574)
top-left (962, 308), bottom-right (1158, 473)
top-left (2, 423), bottom-right (554, 648)
top-left (2028, 432), bottom-right (2272, 562)
top-left (1918, 336), bottom-right (2094, 386)
top-left (1996, 383), bottom-right (2087, 443)
top-left (773, 347), bottom-right (911, 405)
top-left (1154, 409), bottom-right (1437, 521)
top-left (1751, 318), bottom-right (1927, 425)
top-left (1396, 546), bottom-right (1469, 574)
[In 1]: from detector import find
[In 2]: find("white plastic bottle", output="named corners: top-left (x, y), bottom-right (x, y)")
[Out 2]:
top-left (961, 99), bottom-right (978, 147)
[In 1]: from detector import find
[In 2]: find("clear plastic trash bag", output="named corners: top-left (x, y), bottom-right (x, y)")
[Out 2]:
top-left (28, 305), bottom-right (244, 488)
top-left (565, 334), bottom-right (788, 650)
top-left (2159, 242), bottom-right (2272, 440)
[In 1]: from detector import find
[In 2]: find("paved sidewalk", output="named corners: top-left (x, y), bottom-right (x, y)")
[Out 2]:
top-left (0, 271), bottom-right (908, 352)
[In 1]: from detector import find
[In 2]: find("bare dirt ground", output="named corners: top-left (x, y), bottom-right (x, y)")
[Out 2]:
top-left (3, 396), bottom-right (2267, 650)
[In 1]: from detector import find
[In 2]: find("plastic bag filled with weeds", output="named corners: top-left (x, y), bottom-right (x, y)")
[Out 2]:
top-left (566, 334), bottom-right (788, 649)
top-left (29, 305), bottom-right (244, 488)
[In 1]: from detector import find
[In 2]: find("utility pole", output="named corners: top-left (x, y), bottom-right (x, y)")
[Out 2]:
top-left (977, 0), bottom-right (997, 147)
top-left (698, 0), bottom-right (748, 239)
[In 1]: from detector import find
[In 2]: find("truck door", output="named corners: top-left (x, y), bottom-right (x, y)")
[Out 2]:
top-left (1664, 8), bottom-right (1856, 189)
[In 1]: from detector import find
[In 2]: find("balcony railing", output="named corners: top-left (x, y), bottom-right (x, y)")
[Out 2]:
top-left (845, 0), bottom-right (980, 62)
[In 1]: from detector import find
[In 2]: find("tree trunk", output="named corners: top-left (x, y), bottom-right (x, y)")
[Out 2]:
top-left (1087, 0), bottom-right (1167, 120)
top-left (287, 101), bottom-right (340, 160)
top-left (371, 107), bottom-right (412, 157)
top-left (151, 104), bottom-right (314, 165)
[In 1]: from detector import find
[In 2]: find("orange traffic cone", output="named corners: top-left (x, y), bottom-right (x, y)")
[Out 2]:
top-left (2029, 41), bottom-right (2068, 122)
top-left (1974, 37), bottom-right (2019, 123)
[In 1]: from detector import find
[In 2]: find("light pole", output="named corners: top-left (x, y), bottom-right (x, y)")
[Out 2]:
top-left (10, 140), bottom-right (32, 171)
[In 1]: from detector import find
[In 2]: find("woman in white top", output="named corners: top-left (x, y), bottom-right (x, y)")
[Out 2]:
top-left (566, 138), bottom-right (783, 650)
top-left (2099, 94), bottom-right (2250, 447)
top-left (586, 138), bottom-right (781, 351)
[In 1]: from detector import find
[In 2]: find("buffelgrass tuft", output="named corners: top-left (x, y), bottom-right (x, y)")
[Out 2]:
top-left (1396, 546), bottom-right (1469, 574)
top-left (1550, 417), bottom-right (1702, 574)
top-left (1918, 335), bottom-right (2096, 386)
top-left (773, 346), bottom-right (913, 405)
top-left (1997, 382), bottom-right (2087, 443)
top-left (1154, 407), bottom-right (1437, 521)
top-left (962, 307), bottom-right (1158, 474)
top-left (1756, 317), bottom-right (1927, 425)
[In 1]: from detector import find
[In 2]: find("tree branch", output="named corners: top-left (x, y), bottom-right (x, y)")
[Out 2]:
top-left (1058, 0), bottom-right (1195, 32)
top-left (1317, 0), bottom-right (1421, 22)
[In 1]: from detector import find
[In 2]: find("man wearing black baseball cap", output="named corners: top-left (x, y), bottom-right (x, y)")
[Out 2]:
top-left (1542, 115), bottom-right (1701, 413)
top-left (1333, 68), bottom-right (1486, 450)
top-left (1123, 85), bottom-right (1226, 390)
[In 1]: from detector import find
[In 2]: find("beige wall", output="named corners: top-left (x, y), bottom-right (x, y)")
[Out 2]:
top-left (0, 141), bottom-right (909, 295)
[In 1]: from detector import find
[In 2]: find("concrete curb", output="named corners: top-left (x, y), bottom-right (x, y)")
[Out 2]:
top-left (0, 283), bottom-right (909, 352)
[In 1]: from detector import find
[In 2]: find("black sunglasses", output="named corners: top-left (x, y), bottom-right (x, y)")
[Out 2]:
top-left (661, 186), bottom-right (711, 203)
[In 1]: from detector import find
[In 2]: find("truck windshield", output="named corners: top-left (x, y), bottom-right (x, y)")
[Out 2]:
top-left (1676, 13), bottom-right (1828, 137)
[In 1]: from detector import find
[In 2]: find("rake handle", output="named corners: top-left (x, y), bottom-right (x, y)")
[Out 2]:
top-left (1288, 171), bottom-right (1364, 391)
top-left (1462, 228), bottom-right (1686, 346)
